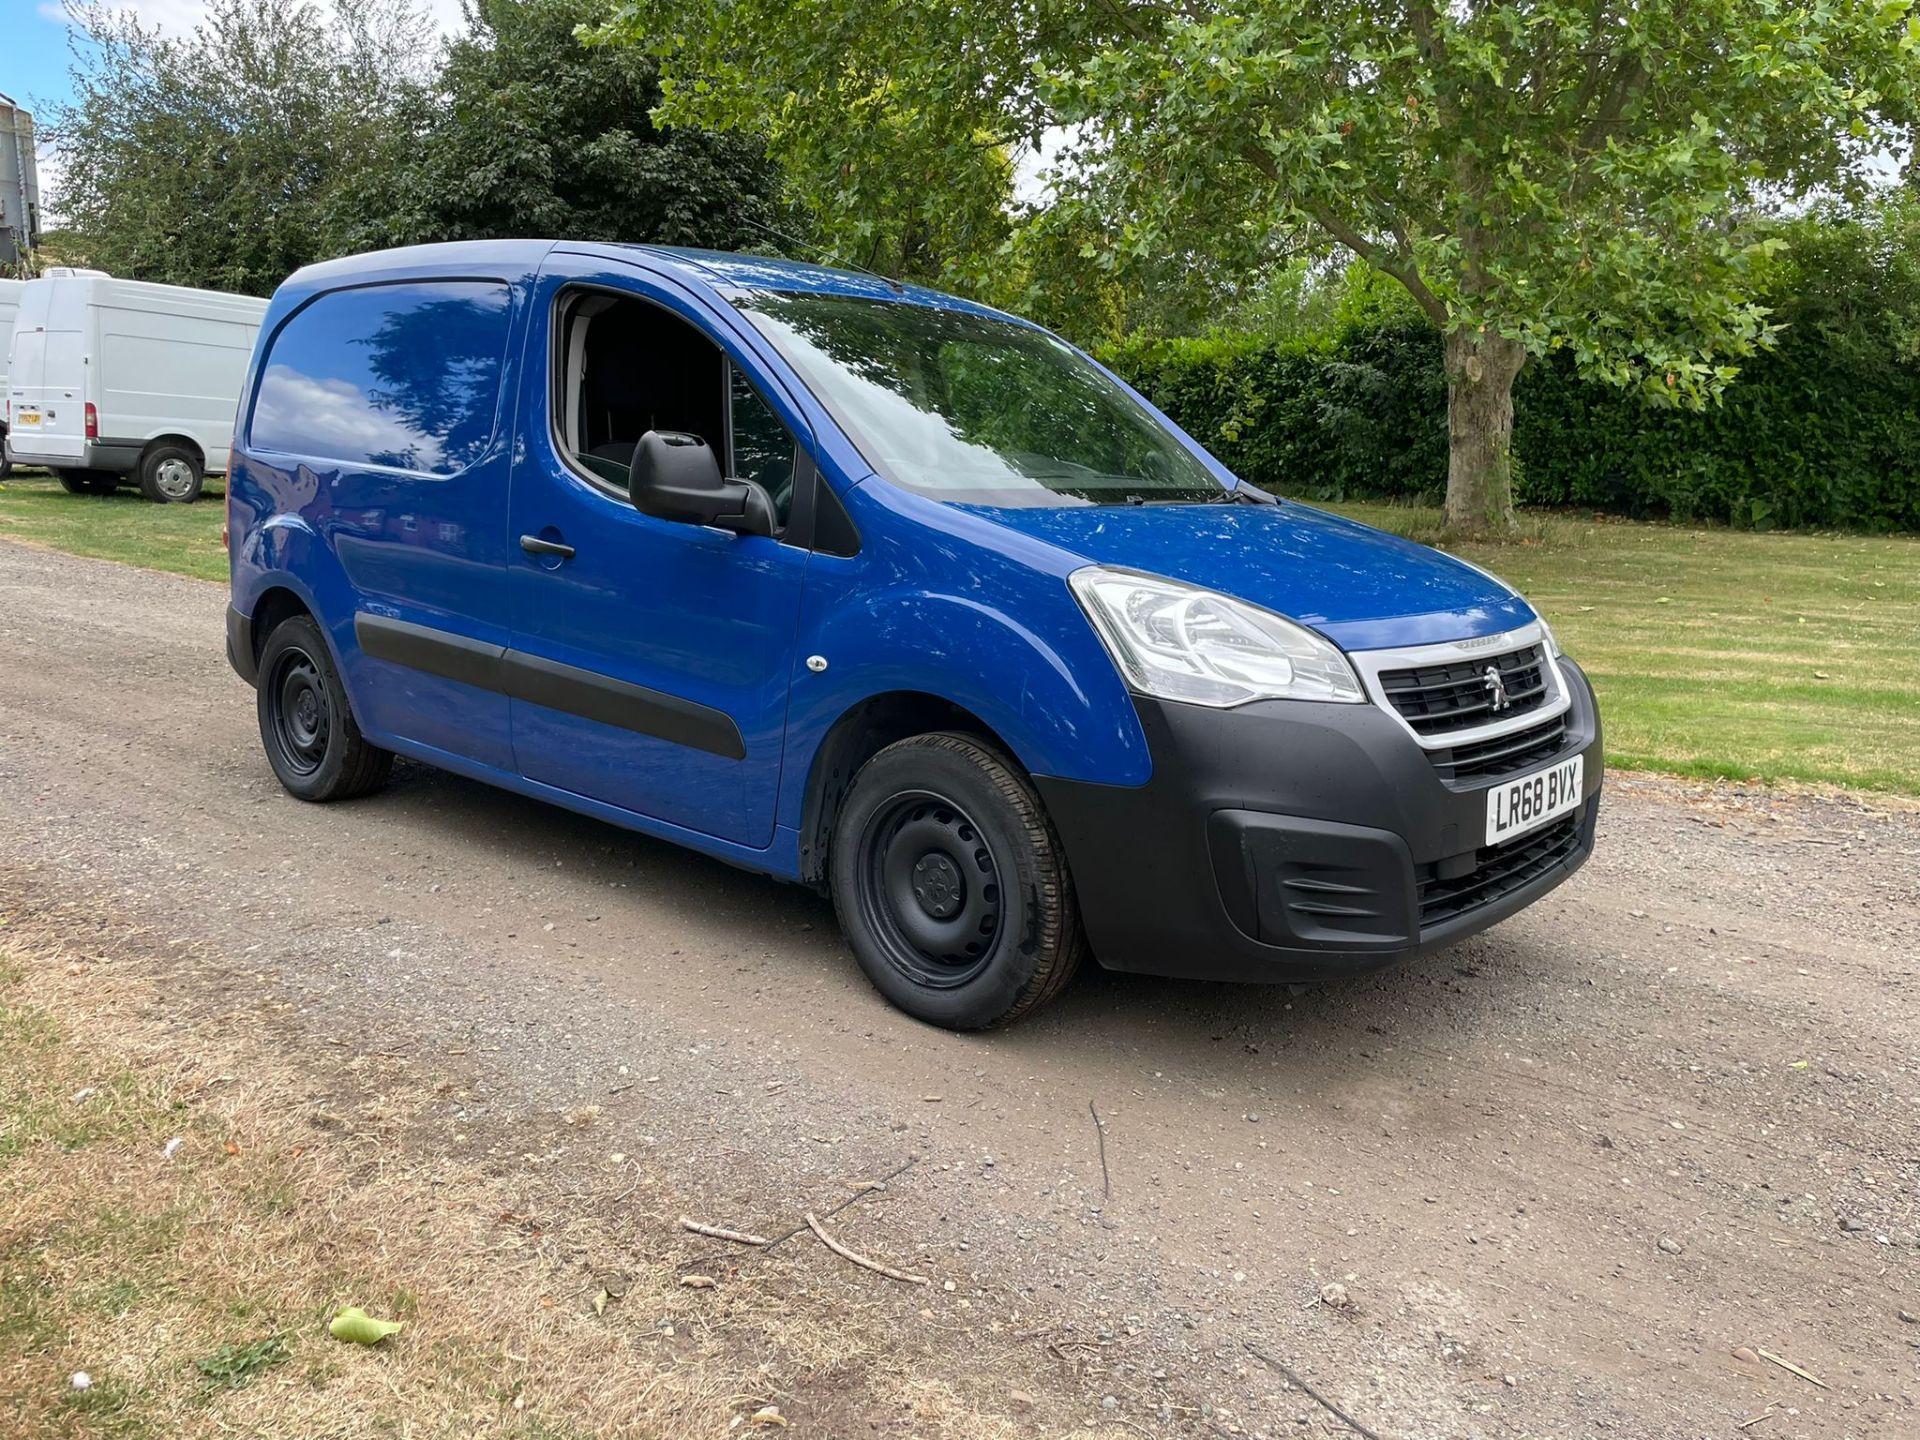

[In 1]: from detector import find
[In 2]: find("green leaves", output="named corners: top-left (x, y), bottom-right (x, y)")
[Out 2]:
top-left (595, 0), bottom-right (1920, 411)
top-left (335, 0), bottom-right (783, 255)
top-left (49, 0), bottom-right (432, 296)
top-left (194, 1334), bottom-right (290, 1389)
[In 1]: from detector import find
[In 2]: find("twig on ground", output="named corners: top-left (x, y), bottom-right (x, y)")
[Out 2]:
top-left (1245, 1342), bottom-right (1390, 1440)
top-left (612, 1159), bottom-right (642, 1205)
top-left (1736, 1408), bottom-right (1777, 1431)
top-left (1089, 1100), bottom-right (1110, 1198)
top-left (761, 1153), bottom-right (921, 1249)
top-left (1755, 1348), bottom-right (1827, 1389)
top-left (680, 1216), bottom-right (770, 1246)
top-left (805, 1212), bottom-right (928, 1285)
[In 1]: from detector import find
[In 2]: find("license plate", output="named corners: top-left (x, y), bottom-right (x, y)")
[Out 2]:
top-left (14, 408), bottom-right (39, 427)
top-left (1486, 755), bottom-right (1583, 845)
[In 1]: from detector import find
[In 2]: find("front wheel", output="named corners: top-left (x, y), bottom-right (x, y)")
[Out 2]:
top-left (256, 614), bottom-right (394, 801)
top-left (830, 732), bottom-right (1086, 1029)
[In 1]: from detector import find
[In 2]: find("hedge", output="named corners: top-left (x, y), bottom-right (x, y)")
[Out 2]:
top-left (1103, 316), bottom-right (1920, 532)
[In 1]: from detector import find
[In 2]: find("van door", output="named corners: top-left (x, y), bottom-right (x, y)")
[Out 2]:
top-left (244, 277), bottom-right (522, 769)
top-left (505, 257), bottom-right (809, 848)
top-left (6, 280), bottom-right (87, 466)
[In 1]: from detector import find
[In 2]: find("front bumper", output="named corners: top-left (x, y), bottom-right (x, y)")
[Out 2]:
top-left (1034, 658), bottom-right (1603, 982)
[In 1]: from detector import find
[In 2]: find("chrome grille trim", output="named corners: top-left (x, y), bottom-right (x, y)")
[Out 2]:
top-left (1348, 621), bottom-right (1572, 752)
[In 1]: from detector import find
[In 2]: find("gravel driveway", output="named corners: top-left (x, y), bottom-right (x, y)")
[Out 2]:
top-left (2, 537), bottom-right (1915, 1439)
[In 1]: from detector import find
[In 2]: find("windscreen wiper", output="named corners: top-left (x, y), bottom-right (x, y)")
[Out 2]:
top-left (1204, 483), bottom-right (1278, 504)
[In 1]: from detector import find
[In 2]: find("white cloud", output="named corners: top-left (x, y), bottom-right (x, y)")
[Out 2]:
top-left (253, 363), bottom-right (441, 470)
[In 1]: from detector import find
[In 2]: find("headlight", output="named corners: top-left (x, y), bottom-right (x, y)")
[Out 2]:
top-left (1069, 567), bottom-right (1364, 707)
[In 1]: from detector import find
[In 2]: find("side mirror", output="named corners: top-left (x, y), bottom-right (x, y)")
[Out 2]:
top-left (629, 430), bottom-right (776, 538)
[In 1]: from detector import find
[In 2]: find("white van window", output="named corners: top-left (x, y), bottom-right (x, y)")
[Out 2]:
top-left (250, 281), bottom-right (512, 476)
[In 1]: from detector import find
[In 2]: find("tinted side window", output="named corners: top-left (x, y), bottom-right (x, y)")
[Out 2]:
top-left (251, 281), bottom-right (511, 476)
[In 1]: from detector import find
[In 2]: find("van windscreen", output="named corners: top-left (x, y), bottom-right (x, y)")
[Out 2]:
top-left (739, 294), bottom-right (1225, 507)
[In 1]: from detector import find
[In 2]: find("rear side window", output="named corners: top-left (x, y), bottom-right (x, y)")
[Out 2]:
top-left (250, 281), bottom-right (511, 476)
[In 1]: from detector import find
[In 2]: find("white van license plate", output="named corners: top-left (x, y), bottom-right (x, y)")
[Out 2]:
top-left (1486, 755), bottom-right (1583, 845)
top-left (14, 408), bottom-right (40, 427)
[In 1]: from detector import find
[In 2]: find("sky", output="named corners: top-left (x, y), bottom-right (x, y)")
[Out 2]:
top-left (1, 0), bottom-right (465, 220)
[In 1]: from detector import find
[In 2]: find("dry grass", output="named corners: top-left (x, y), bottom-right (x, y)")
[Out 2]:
top-left (0, 915), bottom-right (1113, 1439)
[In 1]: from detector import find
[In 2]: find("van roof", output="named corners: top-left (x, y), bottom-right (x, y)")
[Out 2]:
top-left (283, 240), bottom-right (1019, 321)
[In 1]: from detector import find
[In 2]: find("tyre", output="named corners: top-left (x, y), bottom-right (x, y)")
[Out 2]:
top-left (256, 614), bottom-right (394, 802)
top-left (830, 732), bottom-right (1086, 1029)
top-left (53, 468), bottom-right (117, 495)
top-left (137, 442), bottom-right (203, 503)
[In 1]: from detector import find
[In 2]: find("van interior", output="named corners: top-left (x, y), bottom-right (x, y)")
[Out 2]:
top-left (556, 291), bottom-right (797, 526)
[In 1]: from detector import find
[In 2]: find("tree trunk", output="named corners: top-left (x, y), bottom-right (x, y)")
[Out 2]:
top-left (1442, 328), bottom-right (1528, 533)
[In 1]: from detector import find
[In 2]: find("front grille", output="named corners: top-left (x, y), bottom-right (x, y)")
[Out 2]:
top-left (1429, 715), bottom-right (1568, 784)
top-left (1379, 644), bottom-right (1551, 736)
top-left (1418, 813), bottom-right (1582, 928)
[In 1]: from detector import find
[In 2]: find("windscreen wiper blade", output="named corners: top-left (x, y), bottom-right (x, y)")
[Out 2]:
top-left (1204, 483), bottom-right (1277, 504)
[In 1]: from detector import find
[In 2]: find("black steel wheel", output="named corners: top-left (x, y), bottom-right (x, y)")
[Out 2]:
top-left (265, 643), bottom-right (331, 779)
top-left (255, 614), bottom-right (393, 801)
top-left (856, 789), bottom-right (1006, 991)
top-left (831, 732), bottom-right (1085, 1029)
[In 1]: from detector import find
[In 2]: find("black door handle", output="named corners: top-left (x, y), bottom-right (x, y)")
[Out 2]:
top-left (520, 534), bottom-right (575, 559)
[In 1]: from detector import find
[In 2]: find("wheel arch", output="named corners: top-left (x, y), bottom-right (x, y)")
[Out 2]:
top-left (248, 585), bottom-right (314, 665)
top-left (796, 690), bottom-right (1019, 886)
top-left (140, 433), bottom-right (207, 468)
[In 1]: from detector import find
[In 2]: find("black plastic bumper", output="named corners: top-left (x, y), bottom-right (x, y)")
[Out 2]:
top-left (226, 604), bottom-right (258, 686)
top-left (1034, 659), bottom-right (1603, 983)
top-left (2, 440), bottom-right (144, 473)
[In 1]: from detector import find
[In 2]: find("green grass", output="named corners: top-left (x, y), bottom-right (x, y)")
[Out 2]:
top-left (1332, 501), bottom-right (1920, 796)
top-left (0, 470), bottom-right (228, 582)
top-left (1, 467), bottom-right (1914, 794)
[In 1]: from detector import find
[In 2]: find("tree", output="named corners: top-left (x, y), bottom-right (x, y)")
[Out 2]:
top-left (49, 0), bottom-right (429, 296)
top-left (595, 2), bottom-right (1920, 531)
top-left (581, 11), bottom-right (1019, 288)
top-left (333, 0), bottom-right (785, 253)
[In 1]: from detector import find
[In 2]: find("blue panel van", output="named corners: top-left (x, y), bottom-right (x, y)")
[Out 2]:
top-left (225, 241), bottom-right (1602, 1029)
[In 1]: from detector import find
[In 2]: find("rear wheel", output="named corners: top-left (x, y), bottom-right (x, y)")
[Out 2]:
top-left (137, 443), bottom-right (203, 503)
top-left (256, 614), bottom-right (393, 801)
top-left (54, 468), bottom-right (117, 495)
top-left (831, 732), bottom-right (1085, 1029)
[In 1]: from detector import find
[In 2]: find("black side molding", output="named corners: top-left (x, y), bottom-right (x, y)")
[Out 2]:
top-left (355, 613), bottom-right (505, 692)
top-left (499, 650), bottom-right (745, 759)
top-left (352, 613), bottom-right (746, 761)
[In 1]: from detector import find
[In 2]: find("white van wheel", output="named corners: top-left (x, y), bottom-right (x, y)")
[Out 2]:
top-left (55, 468), bottom-right (118, 495)
top-left (138, 444), bottom-right (204, 503)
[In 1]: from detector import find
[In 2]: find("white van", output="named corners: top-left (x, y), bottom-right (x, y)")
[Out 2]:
top-left (4, 271), bottom-right (269, 502)
top-left (0, 277), bottom-right (23, 479)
